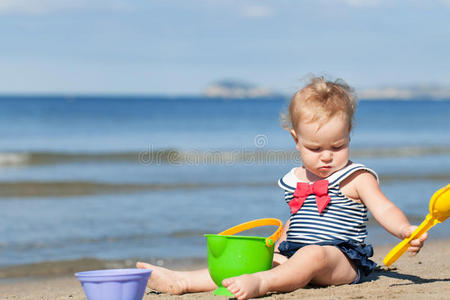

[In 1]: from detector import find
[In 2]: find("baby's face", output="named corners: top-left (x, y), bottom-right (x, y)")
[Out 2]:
top-left (291, 115), bottom-right (350, 179)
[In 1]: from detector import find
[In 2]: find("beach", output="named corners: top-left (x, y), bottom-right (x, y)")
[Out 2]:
top-left (1, 239), bottom-right (449, 300)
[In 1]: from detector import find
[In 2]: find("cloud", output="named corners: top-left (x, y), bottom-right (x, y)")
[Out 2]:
top-left (0, 0), bottom-right (131, 15)
top-left (343, 0), bottom-right (450, 8)
top-left (341, 0), bottom-right (381, 7)
top-left (239, 4), bottom-right (274, 18)
top-left (0, 0), bottom-right (59, 14)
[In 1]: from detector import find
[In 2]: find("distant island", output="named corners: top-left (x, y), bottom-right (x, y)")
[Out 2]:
top-left (357, 85), bottom-right (450, 100)
top-left (204, 79), bottom-right (450, 100)
top-left (204, 80), bottom-right (281, 99)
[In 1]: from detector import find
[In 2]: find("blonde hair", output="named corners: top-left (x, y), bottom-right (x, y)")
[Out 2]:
top-left (281, 76), bottom-right (357, 132)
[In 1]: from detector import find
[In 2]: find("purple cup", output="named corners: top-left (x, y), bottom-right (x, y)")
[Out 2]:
top-left (75, 268), bottom-right (152, 300)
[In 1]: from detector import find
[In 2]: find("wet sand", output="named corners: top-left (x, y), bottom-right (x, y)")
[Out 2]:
top-left (1, 239), bottom-right (449, 300)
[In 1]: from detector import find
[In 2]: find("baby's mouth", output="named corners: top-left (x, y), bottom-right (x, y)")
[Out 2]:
top-left (319, 166), bottom-right (332, 171)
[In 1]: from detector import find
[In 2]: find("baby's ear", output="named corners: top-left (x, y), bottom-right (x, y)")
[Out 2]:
top-left (290, 129), bottom-right (298, 143)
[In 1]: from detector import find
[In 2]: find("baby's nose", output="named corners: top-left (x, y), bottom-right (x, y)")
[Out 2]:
top-left (320, 151), bottom-right (333, 162)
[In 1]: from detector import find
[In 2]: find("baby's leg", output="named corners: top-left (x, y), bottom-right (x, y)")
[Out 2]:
top-left (136, 262), bottom-right (216, 294)
top-left (222, 245), bottom-right (357, 300)
top-left (272, 252), bottom-right (288, 267)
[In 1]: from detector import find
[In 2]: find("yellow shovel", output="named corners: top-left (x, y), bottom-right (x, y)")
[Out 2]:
top-left (383, 184), bottom-right (450, 267)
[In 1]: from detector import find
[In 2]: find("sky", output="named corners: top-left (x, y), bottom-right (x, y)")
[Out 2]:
top-left (1, 0), bottom-right (450, 95)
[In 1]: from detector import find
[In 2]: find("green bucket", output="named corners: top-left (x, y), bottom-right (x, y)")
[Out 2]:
top-left (205, 218), bottom-right (283, 296)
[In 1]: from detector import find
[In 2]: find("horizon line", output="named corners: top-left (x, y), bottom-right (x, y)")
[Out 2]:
top-left (0, 93), bottom-right (449, 101)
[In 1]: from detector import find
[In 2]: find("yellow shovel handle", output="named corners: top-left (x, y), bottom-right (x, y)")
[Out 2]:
top-left (383, 214), bottom-right (438, 267)
top-left (219, 218), bottom-right (284, 247)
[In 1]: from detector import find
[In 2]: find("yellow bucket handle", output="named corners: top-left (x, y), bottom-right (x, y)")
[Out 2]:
top-left (218, 218), bottom-right (284, 247)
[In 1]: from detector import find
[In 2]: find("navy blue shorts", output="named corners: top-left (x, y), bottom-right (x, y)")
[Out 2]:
top-left (277, 240), bottom-right (377, 284)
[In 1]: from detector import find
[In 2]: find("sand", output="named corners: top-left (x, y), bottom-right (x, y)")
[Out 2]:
top-left (1, 240), bottom-right (449, 300)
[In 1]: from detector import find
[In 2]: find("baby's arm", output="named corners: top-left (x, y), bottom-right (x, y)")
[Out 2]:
top-left (272, 219), bottom-right (290, 266)
top-left (354, 172), bottom-right (427, 254)
top-left (274, 219), bottom-right (290, 249)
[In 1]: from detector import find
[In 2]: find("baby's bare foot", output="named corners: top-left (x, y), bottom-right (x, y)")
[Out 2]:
top-left (136, 262), bottom-right (188, 295)
top-left (222, 273), bottom-right (268, 300)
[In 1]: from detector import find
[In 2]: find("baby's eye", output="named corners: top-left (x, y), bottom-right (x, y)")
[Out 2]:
top-left (332, 145), bottom-right (344, 150)
top-left (307, 146), bottom-right (321, 152)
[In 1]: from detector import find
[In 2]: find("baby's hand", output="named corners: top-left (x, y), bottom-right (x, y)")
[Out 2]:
top-left (402, 225), bottom-right (428, 255)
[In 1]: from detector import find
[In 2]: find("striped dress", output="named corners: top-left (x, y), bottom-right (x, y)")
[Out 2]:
top-left (278, 163), bottom-right (378, 245)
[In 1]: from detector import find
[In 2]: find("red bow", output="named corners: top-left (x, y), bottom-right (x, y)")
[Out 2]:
top-left (289, 180), bottom-right (331, 214)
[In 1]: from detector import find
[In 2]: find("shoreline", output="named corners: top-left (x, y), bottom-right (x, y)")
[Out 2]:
top-left (2, 233), bottom-right (450, 280)
top-left (1, 239), bottom-right (449, 300)
top-left (0, 257), bottom-right (208, 281)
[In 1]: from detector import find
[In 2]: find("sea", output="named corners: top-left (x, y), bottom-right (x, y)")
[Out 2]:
top-left (0, 96), bottom-right (449, 273)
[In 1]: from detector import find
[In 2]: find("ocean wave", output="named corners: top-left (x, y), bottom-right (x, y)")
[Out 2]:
top-left (0, 151), bottom-right (143, 166)
top-left (0, 256), bottom-right (207, 279)
top-left (0, 174), bottom-right (448, 198)
top-left (0, 232), bottom-right (183, 251)
top-left (0, 181), bottom-right (272, 198)
top-left (0, 149), bottom-right (302, 166)
top-left (0, 153), bottom-right (30, 166)
top-left (1, 145), bottom-right (450, 167)
top-left (350, 146), bottom-right (450, 158)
